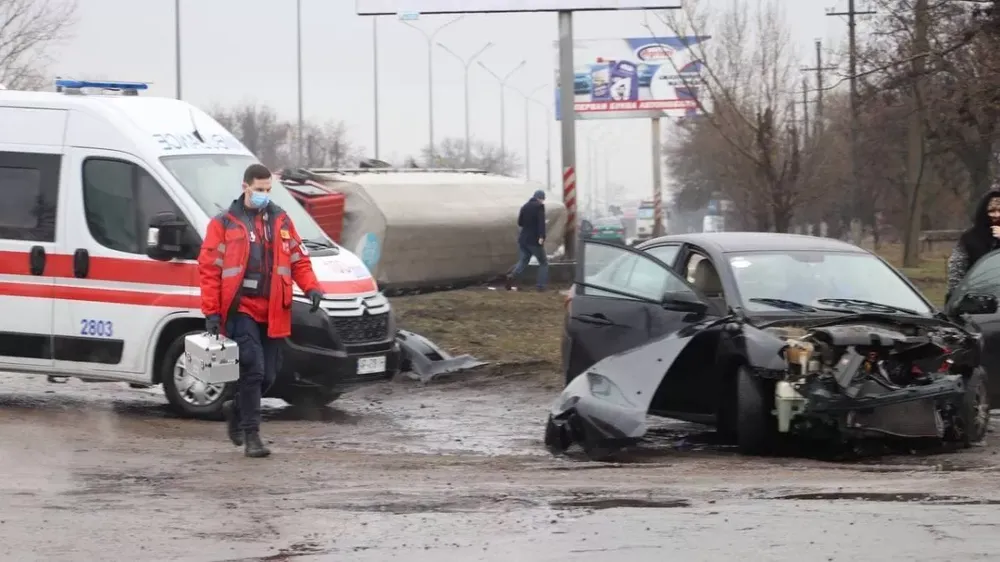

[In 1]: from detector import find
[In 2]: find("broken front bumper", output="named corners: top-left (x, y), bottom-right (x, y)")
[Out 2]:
top-left (775, 374), bottom-right (967, 439)
top-left (546, 371), bottom-right (648, 456)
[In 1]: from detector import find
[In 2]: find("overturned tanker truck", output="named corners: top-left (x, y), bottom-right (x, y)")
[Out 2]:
top-left (281, 166), bottom-right (568, 295)
top-left (280, 166), bottom-right (568, 379)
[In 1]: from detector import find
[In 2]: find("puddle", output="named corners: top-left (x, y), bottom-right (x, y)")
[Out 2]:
top-left (551, 497), bottom-right (692, 509)
top-left (315, 494), bottom-right (539, 514)
top-left (357, 387), bottom-right (551, 457)
top-left (772, 492), bottom-right (1000, 505)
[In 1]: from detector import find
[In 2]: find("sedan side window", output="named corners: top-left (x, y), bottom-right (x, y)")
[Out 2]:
top-left (954, 250), bottom-right (1000, 305)
top-left (645, 244), bottom-right (680, 266)
top-left (583, 241), bottom-right (696, 302)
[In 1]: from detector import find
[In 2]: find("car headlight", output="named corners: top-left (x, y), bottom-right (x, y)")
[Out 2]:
top-left (586, 371), bottom-right (634, 407)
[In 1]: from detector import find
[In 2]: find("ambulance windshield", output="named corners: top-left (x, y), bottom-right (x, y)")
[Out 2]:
top-left (160, 154), bottom-right (332, 244)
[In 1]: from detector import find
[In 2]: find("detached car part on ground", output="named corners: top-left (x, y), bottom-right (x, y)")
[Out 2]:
top-left (546, 235), bottom-right (995, 459)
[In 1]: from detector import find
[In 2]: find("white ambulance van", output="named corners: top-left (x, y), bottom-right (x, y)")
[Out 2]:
top-left (0, 80), bottom-right (401, 419)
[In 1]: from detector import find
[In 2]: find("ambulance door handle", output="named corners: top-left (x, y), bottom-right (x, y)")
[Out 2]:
top-left (73, 249), bottom-right (90, 278)
top-left (28, 246), bottom-right (45, 276)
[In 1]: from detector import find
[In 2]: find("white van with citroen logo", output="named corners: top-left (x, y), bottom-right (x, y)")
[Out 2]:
top-left (0, 80), bottom-right (400, 419)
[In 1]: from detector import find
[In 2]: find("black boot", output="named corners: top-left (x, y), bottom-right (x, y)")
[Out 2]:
top-left (244, 431), bottom-right (271, 458)
top-left (222, 400), bottom-right (243, 446)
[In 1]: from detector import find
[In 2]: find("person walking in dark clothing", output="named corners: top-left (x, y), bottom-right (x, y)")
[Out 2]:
top-left (506, 189), bottom-right (549, 291)
top-left (947, 189), bottom-right (1000, 301)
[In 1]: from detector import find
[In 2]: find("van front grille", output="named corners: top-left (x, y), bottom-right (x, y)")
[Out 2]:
top-left (331, 313), bottom-right (389, 344)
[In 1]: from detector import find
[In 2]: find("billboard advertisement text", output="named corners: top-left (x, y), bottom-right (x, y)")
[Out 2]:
top-left (555, 35), bottom-right (710, 120)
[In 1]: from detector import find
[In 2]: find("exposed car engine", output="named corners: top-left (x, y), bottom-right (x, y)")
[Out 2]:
top-left (763, 322), bottom-right (979, 440)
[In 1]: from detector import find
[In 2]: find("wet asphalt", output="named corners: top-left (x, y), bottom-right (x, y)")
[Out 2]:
top-left (2, 368), bottom-right (1000, 561)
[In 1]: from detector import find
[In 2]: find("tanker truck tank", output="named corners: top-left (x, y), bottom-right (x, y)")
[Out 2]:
top-left (289, 168), bottom-right (568, 295)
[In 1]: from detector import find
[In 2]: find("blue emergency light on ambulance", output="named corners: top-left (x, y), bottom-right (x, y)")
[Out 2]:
top-left (54, 79), bottom-right (150, 95)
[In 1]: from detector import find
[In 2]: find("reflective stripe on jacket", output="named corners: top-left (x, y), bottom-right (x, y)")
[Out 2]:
top-left (197, 198), bottom-right (321, 338)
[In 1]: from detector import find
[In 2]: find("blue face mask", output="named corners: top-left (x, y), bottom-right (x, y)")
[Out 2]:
top-left (249, 192), bottom-right (269, 208)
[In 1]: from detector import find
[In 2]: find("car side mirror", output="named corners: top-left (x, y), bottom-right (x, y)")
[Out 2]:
top-left (954, 293), bottom-right (999, 316)
top-left (662, 290), bottom-right (709, 316)
top-left (146, 212), bottom-right (193, 262)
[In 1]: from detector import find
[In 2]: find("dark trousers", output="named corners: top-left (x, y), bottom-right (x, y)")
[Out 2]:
top-left (226, 313), bottom-right (281, 433)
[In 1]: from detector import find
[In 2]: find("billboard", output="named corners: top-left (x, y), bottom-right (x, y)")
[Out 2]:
top-left (555, 36), bottom-right (710, 120)
top-left (356, 1), bottom-right (681, 15)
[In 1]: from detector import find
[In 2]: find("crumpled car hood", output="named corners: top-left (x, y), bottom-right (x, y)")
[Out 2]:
top-left (546, 311), bottom-right (976, 457)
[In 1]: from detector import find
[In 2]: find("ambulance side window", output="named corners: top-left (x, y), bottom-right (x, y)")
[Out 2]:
top-left (0, 151), bottom-right (60, 242)
top-left (82, 158), bottom-right (187, 255)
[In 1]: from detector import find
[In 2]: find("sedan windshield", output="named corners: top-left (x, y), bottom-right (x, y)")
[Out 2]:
top-left (159, 154), bottom-right (331, 243)
top-left (729, 251), bottom-right (932, 315)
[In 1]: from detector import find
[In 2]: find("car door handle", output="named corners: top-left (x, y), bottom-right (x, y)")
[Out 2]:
top-left (28, 245), bottom-right (46, 276)
top-left (573, 313), bottom-right (614, 326)
top-left (73, 248), bottom-right (90, 278)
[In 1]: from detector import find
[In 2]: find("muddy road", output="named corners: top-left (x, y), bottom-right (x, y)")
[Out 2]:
top-left (3, 367), bottom-right (1000, 561)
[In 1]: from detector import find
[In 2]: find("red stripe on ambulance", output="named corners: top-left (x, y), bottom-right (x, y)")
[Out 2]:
top-left (0, 250), bottom-right (378, 297)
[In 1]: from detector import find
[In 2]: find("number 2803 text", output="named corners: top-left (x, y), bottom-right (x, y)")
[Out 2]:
top-left (80, 319), bottom-right (113, 338)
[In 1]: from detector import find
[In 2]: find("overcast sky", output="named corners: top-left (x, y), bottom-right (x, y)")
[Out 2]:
top-left (47, 0), bottom-right (859, 208)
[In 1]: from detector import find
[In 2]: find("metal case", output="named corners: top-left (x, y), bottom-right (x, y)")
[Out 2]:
top-left (184, 332), bottom-right (240, 385)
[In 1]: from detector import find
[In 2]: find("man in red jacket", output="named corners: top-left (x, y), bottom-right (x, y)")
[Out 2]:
top-left (198, 163), bottom-right (323, 458)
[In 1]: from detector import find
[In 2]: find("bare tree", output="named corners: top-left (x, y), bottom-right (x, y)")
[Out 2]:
top-left (656, 0), bottom-right (826, 232)
top-left (0, 0), bottom-right (76, 90)
top-left (420, 137), bottom-right (521, 176)
top-left (209, 103), bottom-right (292, 170)
top-left (298, 120), bottom-right (365, 169)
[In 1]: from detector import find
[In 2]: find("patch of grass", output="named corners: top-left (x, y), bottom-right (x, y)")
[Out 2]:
top-left (391, 243), bottom-right (953, 371)
top-left (868, 243), bottom-right (949, 306)
top-left (392, 287), bottom-right (567, 370)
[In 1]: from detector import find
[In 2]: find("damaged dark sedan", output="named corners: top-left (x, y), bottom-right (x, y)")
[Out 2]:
top-left (547, 233), bottom-right (996, 458)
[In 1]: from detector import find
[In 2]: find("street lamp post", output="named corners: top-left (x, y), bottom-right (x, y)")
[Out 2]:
top-left (174, 0), bottom-right (181, 99)
top-left (372, 16), bottom-right (380, 159)
top-left (513, 84), bottom-right (547, 181)
top-left (438, 41), bottom-right (493, 165)
top-left (479, 60), bottom-right (526, 158)
top-left (296, 0), bottom-right (304, 165)
top-left (400, 16), bottom-right (464, 161)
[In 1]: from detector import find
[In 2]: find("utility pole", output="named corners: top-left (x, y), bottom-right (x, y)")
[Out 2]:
top-left (799, 78), bottom-right (810, 147)
top-left (800, 40), bottom-right (836, 140)
top-left (904, 0), bottom-right (928, 267)
top-left (828, 2), bottom-right (876, 243)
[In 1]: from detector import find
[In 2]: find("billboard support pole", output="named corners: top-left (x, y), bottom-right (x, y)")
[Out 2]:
top-left (651, 116), bottom-right (665, 237)
top-left (558, 10), bottom-right (577, 260)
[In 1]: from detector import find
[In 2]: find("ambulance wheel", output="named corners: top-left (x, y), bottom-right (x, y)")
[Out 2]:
top-left (161, 331), bottom-right (233, 421)
top-left (279, 388), bottom-right (342, 409)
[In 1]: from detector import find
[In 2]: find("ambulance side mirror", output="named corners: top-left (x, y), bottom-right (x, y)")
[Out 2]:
top-left (146, 212), bottom-right (192, 262)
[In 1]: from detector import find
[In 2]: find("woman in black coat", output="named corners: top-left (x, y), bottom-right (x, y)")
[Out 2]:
top-left (947, 189), bottom-right (1000, 300)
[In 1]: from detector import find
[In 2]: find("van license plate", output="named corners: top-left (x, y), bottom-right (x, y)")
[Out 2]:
top-left (357, 356), bottom-right (386, 375)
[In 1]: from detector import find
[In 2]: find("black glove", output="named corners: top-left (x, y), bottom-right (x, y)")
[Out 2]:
top-left (205, 314), bottom-right (221, 336)
top-left (307, 290), bottom-right (323, 313)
